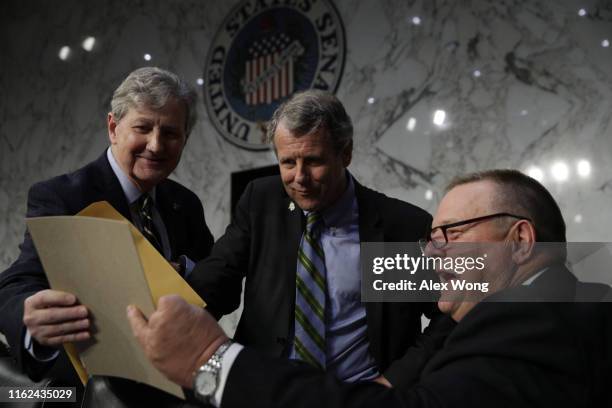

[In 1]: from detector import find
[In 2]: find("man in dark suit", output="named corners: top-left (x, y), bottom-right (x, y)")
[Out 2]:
top-left (129, 169), bottom-right (611, 407)
top-left (187, 90), bottom-right (452, 388)
top-left (0, 67), bottom-right (214, 386)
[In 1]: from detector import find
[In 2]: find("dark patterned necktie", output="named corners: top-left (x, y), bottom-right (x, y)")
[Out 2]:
top-left (293, 211), bottom-right (327, 369)
top-left (137, 194), bottom-right (163, 254)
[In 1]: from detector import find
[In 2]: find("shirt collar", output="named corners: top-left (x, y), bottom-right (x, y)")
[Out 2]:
top-left (522, 267), bottom-right (548, 286)
top-left (106, 147), bottom-right (156, 205)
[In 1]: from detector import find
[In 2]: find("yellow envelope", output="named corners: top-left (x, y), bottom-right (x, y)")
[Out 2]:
top-left (64, 201), bottom-right (206, 385)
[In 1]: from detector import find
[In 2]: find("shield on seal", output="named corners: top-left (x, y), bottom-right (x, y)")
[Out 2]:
top-left (204, 0), bottom-right (346, 150)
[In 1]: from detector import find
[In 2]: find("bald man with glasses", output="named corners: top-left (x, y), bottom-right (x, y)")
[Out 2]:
top-left (128, 169), bottom-right (611, 408)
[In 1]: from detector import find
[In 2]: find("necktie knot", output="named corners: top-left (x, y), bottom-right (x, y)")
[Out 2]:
top-left (137, 194), bottom-right (162, 254)
top-left (306, 212), bottom-right (323, 235)
top-left (139, 194), bottom-right (153, 214)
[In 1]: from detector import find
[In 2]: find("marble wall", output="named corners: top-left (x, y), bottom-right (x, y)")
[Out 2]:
top-left (1, 0), bottom-right (611, 328)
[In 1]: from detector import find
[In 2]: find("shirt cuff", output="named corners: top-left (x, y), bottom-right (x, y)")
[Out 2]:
top-left (212, 342), bottom-right (244, 407)
top-left (179, 255), bottom-right (196, 278)
top-left (24, 329), bottom-right (59, 362)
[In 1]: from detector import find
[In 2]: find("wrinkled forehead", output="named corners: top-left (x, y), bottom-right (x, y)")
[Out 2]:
top-left (126, 98), bottom-right (186, 120)
top-left (433, 181), bottom-right (499, 226)
top-left (133, 94), bottom-right (183, 111)
top-left (276, 122), bottom-right (333, 148)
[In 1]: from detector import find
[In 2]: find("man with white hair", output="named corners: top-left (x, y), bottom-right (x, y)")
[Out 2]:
top-left (0, 67), bottom-right (214, 391)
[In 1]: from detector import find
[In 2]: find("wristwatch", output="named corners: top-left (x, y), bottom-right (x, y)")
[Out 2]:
top-left (193, 340), bottom-right (233, 404)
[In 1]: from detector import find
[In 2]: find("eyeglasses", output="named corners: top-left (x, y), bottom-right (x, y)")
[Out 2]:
top-left (418, 212), bottom-right (532, 253)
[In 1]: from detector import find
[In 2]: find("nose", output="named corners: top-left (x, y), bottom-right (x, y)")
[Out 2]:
top-left (423, 240), bottom-right (444, 257)
top-left (294, 161), bottom-right (309, 184)
top-left (146, 128), bottom-right (163, 154)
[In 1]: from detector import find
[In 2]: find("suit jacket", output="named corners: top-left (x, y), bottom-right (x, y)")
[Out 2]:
top-left (0, 152), bottom-right (214, 381)
top-left (222, 265), bottom-right (612, 408)
top-left (188, 175), bottom-right (455, 386)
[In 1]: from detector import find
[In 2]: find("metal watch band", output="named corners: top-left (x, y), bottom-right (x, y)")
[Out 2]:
top-left (207, 340), bottom-right (232, 372)
top-left (193, 339), bottom-right (234, 402)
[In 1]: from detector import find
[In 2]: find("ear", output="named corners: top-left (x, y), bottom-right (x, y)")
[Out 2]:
top-left (509, 220), bottom-right (537, 264)
top-left (341, 140), bottom-right (353, 168)
top-left (108, 112), bottom-right (118, 144)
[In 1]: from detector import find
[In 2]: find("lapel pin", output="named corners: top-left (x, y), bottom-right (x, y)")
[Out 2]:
top-left (289, 202), bottom-right (295, 211)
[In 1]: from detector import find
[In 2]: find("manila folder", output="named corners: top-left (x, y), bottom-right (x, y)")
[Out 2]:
top-left (26, 216), bottom-right (184, 399)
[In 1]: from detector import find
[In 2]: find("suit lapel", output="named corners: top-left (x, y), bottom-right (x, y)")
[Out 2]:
top-left (91, 152), bottom-right (132, 220)
top-left (155, 182), bottom-right (182, 261)
top-left (355, 181), bottom-right (386, 360)
top-left (282, 192), bottom-right (305, 343)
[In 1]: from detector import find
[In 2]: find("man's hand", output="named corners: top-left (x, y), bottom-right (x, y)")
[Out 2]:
top-left (127, 295), bottom-right (228, 388)
top-left (23, 289), bottom-right (90, 347)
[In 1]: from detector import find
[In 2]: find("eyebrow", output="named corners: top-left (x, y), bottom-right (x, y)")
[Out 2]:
top-left (131, 120), bottom-right (181, 131)
top-left (132, 118), bottom-right (152, 124)
top-left (160, 124), bottom-right (181, 132)
top-left (278, 156), bottom-right (294, 163)
top-left (432, 219), bottom-right (459, 228)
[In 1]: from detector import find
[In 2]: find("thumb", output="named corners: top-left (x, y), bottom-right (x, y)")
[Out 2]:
top-left (126, 305), bottom-right (149, 346)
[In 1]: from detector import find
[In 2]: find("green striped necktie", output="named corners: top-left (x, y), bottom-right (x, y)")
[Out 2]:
top-left (293, 211), bottom-right (327, 369)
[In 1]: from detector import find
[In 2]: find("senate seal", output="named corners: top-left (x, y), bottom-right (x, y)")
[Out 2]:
top-left (204, 0), bottom-right (347, 150)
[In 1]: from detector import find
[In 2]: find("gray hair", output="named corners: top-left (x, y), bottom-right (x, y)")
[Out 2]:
top-left (266, 90), bottom-right (353, 154)
top-left (110, 67), bottom-right (198, 137)
top-left (447, 169), bottom-right (567, 245)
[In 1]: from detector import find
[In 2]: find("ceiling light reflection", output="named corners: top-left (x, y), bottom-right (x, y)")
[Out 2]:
top-left (144, 53), bottom-right (152, 61)
top-left (551, 162), bottom-right (569, 182)
top-left (473, 69), bottom-right (481, 78)
top-left (577, 160), bottom-right (591, 177)
top-left (197, 78), bottom-right (204, 86)
top-left (578, 8), bottom-right (587, 17)
top-left (433, 110), bottom-right (446, 127)
top-left (82, 36), bottom-right (96, 51)
top-left (406, 117), bottom-right (416, 132)
top-left (425, 190), bottom-right (433, 201)
top-left (411, 16), bottom-right (421, 26)
top-left (602, 39), bottom-right (610, 48)
top-left (526, 166), bottom-right (544, 182)
top-left (574, 214), bottom-right (583, 223)
top-left (367, 97), bottom-right (375, 104)
top-left (58, 46), bottom-right (71, 61)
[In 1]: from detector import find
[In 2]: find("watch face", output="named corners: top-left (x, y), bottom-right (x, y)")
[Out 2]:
top-left (195, 370), bottom-right (217, 397)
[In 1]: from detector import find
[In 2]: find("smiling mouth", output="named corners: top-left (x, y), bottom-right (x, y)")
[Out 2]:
top-left (138, 156), bottom-right (165, 163)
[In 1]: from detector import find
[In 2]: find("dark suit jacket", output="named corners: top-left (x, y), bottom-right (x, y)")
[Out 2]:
top-left (188, 175), bottom-right (455, 386)
top-left (0, 152), bottom-right (214, 381)
top-left (222, 265), bottom-right (612, 408)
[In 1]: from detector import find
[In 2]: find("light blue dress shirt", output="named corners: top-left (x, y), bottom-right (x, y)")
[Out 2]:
top-left (290, 175), bottom-right (379, 382)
